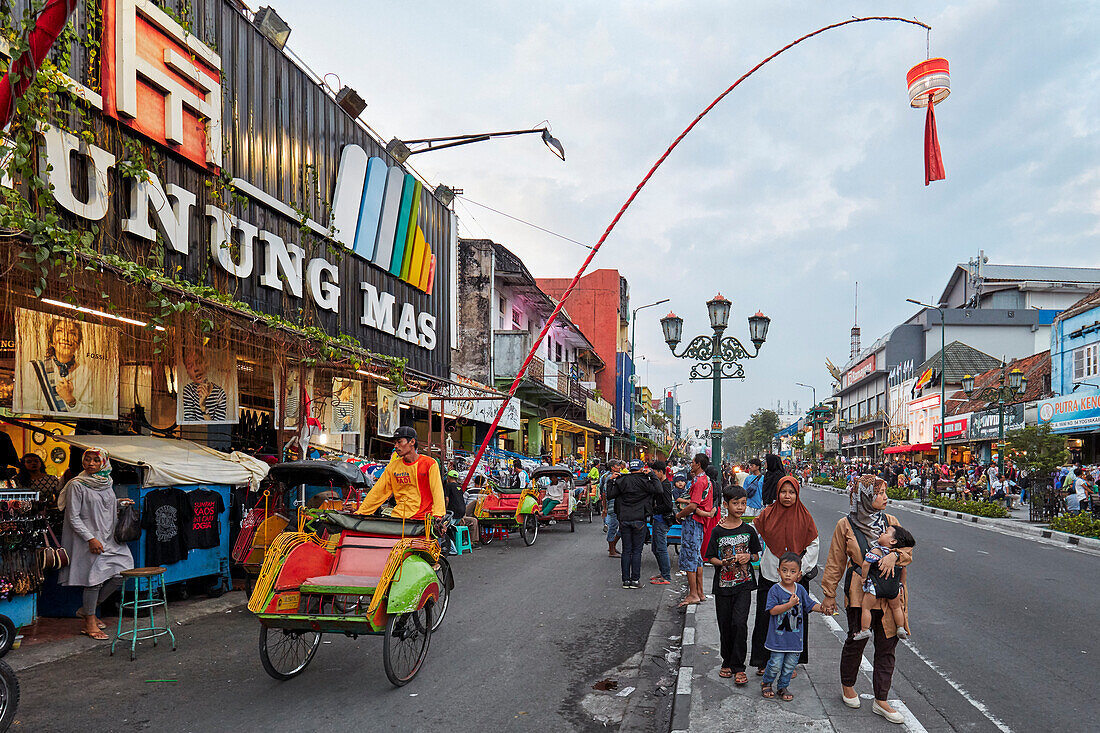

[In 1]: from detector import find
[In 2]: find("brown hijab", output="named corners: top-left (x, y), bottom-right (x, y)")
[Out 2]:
top-left (754, 475), bottom-right (817, 559)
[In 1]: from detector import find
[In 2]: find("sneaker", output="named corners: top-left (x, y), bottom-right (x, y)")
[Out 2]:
top-left (896, 627), bottom-right (910, 639)
top-left (548, 520), bottom-right (557, 525)
top-left (851, 629), bottom-right (872, 641)
top-left (630, 581), bottom-right (642, 589)
top-left (622, 582), bottom-right (632, 589)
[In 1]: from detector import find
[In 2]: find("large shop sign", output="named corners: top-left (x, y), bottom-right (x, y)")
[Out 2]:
top-left (932, 413), bottom-right (970, 442)
top-left (969, 404), bottom-right (1024, 441)
top-left (843, 354), bottom-right (877, 389)
top-left (28, 0), bottom-right (442, 351)
top-left (1037, 388), bottom-right (1100, 434)
top-left (908, 393), bottom-right (941, 445)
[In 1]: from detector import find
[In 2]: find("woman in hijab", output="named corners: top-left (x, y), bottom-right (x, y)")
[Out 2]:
top-left (749, 475), bottom-right (819, 674)
top-left (58, 448), bottom-right (134, 640)
top-left (760, 454), bottom-right (785, 506)
top-left (820, 475), bottom-right (914, 724)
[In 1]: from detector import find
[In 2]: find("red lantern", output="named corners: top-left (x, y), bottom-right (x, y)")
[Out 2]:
top-left (907, 58), bottom-right (950, 185)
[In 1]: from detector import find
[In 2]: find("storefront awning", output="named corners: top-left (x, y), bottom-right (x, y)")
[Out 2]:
top-left (538, 417), bottom-right (602, 435)
top-left (883, 443), bottom-right (933, 454)
top-left (56, 435), bottom-right (270, 487)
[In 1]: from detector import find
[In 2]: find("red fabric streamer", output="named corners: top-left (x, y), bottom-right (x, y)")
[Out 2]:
top-left (0, 0), bottom-right (80, 130)
top-left (924, 98), bottom-right (946, 185)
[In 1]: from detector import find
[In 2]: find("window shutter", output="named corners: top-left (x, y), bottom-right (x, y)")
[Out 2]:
top-left (1074, 347), bottom-right (1085, 381)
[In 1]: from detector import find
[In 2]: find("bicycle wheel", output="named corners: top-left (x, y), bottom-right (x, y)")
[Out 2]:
top-left (0, 659), bottom-right (19, 730)
top-left (259, 626), bottom-right (321, 680)
top-left (383, 605), bottom-right (432, 686)
top-left (431, 558), bottom-right (452, 632)
top-left (521, 514), bottom-right (538, 546)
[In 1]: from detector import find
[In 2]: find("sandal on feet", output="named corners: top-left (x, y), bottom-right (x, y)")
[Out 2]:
top-left (778, 689), bottom-right (793, 702)
top-left (756, 668), bottom-right (765, 676)
top-left (734, 672), bottom-right (748, 685)
top-left (761, 683), bottom-right (774, 699)
top-left (75, 609), bottom-right (107, 629)
top-left (719, 668), bottom-right (733, 678)
top-left (80, 629), bottom-right (109, 641)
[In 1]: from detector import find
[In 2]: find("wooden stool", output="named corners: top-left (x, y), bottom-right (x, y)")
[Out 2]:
top-left (112, 567), bottom-right (176, 661)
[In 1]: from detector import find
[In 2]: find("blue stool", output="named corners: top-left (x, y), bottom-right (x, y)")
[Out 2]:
top-left (112, 566), bottom-right (177, 661)
top-left (451, 525), bottom-right (473, 555)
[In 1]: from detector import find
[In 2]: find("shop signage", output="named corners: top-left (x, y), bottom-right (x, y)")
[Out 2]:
top-left (908, 393), bottom-right (941, 445)
top-left (932, 413), bottom-right (970, 442)
top-left (841, 432), bottom-right (856, 446)
top-left (586, 397), bottom-right (613, 428)
top-left (405, 378), bottom-right (520, 431)
top-left (30, 0), bottom-right (445, 353)
top-left (969, 404), bottom-right (1024, 441)
top-left (857, 428), bottom-right (875, 442)
top-left (1037, 388), bottom-right (1100, 434)
top-left (843, 354), bottom-right (877, 389)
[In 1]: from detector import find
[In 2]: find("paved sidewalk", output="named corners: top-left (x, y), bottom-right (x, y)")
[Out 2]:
top-left (675, 589), bottom-right (946, 733)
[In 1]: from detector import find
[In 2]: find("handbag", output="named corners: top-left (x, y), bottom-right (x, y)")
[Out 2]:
top-left (44, 526), bottom-right (69, 569)
top-left (115, 500), bottom-right (141, 543)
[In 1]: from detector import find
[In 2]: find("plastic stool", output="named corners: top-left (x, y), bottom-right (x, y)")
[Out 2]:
top-left (112, 567), bottom-right (177, 661)
top-left (452, 525), bottom-right (473, 555)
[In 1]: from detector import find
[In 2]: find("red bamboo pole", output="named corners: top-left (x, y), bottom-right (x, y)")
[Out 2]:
top-left (462, 15), bottom-right (931, 490)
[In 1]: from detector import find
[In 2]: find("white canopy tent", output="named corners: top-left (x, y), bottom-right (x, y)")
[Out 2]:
top-left (56, 435), bottom-right (269, 488)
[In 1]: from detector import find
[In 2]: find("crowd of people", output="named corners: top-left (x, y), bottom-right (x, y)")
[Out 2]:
top-left (595, 453), bottom-right (915, 723)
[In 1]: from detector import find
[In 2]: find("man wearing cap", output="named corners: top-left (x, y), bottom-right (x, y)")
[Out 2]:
top-left (607, 459), bottom-right (661, 588)
top-left (356, 426), bottom-right (445, 520)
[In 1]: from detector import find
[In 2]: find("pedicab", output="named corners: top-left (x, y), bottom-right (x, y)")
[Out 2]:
top-left (471, 477), bottom-right (541, 546)
top-left (235, 461), bottom-right (369, 595)
top-left (247, 507), bottom-right (449, 686)
top-left (531, 464), bottom-right (578, 532)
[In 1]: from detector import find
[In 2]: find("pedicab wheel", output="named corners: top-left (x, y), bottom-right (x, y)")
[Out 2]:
top-left (259, 626), bottom-right (322, 680)
top-left (480, 526), bottom-right (494, 545)
top-left (0, 616), bottom-right (15, 658)
top-left (383, 605), bottom-right (432, 686)
top-left (568, 513), bottom-right (576, 532)
top-left (521, 514), bottom-right (538, 546)
top-left (0, 659), bottom-right (19, 730)
top-left (431, 558), bottom-right (452, 632)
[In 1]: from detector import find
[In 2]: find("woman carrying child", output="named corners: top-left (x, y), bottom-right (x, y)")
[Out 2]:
top-left (820, 475), bottom-right (915, 725)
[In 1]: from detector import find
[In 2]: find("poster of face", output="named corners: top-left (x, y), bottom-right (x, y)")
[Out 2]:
top-left (376, 385), bottom-right (400, 438)
top-left (13, 308), bottom-right (119, 420)
top-left (0, 335), bottom-right (14, 415)
top-left (328, 378), bottom-right (362, 435)
top-left (176, 344), bottom-right (239, 425)
top-left (275, 365), bottom-right (313, 429)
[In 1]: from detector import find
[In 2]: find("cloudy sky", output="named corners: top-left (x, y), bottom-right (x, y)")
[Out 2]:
top-left (280, 1), bottom-right (1100, 431)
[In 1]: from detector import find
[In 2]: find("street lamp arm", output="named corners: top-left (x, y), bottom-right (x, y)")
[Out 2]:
top-left (688, 361), bottom-right (746, 381)
top-left (669, 334), bottom-right (716, 360)
top-left (720, 336), bottom-right (762, 361)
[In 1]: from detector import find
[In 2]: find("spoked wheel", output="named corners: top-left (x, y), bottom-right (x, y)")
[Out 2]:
top-left (431, 558), bottom-right (452, 632)
top-left (521, 514), bottom-right (538, 546)
top-left (259, 626), bottom-right (322, 680)
top-left (480, 526), bottom-right (494, 545)
top-left (0, 659), bottom-right (19, 730)
top-left (569, 513), bottom-right (576, 532)
top-left (383, 605), bottom-right (432, 686)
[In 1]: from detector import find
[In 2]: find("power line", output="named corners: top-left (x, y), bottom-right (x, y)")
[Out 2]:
top-left (456, 196), bottom-right (593, 249)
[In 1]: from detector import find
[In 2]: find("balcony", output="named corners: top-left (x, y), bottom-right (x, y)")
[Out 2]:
top-left (494, 332), bottom-right (593, 407)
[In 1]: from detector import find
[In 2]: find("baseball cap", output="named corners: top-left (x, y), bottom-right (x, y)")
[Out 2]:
top-left (628, 459), bottom-right (644, 472)
top-left (393, 426), bottom-right (417, 441)
top-left (447, 470), bottom-right (459, 478)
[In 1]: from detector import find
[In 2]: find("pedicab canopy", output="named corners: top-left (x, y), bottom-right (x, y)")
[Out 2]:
top-left (55, 435), bottom-right (270, 487)
top-left (906, 57), bottom-right (950, 185)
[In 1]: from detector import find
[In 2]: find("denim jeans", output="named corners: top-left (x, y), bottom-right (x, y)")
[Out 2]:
top-left (605, 511), bottom-right (620, 542)
top-left (650, 515), bottom-right (672, 581)
top-left (620, 520), bottom-right (647, 583)
top-left (762, 650), bottom-right (799, 691)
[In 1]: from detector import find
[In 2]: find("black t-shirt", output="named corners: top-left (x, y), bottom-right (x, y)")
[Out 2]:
top-left (184, 489), bottom-right (225, 550)
top-left (704, 521), bottom-right (761, 595)
top-left (443, 479), bottom-right (465, 519)
top-left (141, 488), bottom-right (193, 565)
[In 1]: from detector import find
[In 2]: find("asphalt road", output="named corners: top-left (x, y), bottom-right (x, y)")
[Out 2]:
top-left (801, 485), bottom-right (1100, 733)
top-left (13, 518), bottom-right (667, 732)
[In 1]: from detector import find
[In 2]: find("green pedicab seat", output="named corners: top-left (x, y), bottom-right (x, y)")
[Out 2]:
top-left (318, 510), bottom-right (426, 537)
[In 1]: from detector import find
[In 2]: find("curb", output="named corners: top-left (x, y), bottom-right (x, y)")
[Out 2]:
top-left (619, 585), bottom-right (685, 732)
top-left (669, 604), bottom-right (695, 733)
top-left (807, 483), bottom-right (1100, 552)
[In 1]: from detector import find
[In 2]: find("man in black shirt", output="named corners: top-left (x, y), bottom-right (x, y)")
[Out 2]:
top-left (607, 460), bottom-right (660, 588)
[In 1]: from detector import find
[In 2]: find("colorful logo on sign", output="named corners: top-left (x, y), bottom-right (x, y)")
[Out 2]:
top-left (330, 146), bottom-right (436, 294)
top-left (102, 0), bottom-right (222, 169)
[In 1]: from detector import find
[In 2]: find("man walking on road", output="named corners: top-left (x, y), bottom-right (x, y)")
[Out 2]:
top-left (608, 459), bottom-right (661, 588)
top-left (603, 461), bottom-right (624, 557)
top-left (648, 460), bottom-right (675, 585)
top-left (677, 453), bottom-right (714, 606)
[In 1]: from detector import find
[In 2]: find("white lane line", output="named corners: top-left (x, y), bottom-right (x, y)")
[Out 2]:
top-left (821, 610), bottom-right (874, 673)
top-left (942, 547), bottom-right (956, 553)
top-left (890, 699), bottom-right (929, 733)
top-left (902, 639), bottom-right (1014, 733)
top-left (977, 550), bottom-right (989, 555)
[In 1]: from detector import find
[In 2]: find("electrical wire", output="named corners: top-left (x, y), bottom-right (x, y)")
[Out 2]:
top-left (456, 196), bottom-right (593, 249)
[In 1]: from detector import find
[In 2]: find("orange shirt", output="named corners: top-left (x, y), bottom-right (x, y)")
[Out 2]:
top-left (356, 454), bottom-right (445, 519)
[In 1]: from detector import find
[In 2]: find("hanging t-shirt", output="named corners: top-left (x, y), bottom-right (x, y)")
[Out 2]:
top-left (184, 489), bottom-right (225, 550)
top-left (141, 488), bottom-right (193, 565)
top-left (704, 522), bottom-right (761, 595)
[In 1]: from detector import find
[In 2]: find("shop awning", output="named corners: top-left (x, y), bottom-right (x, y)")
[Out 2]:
top-left (538, 417), bottom-right (602, 435)
top-left (56, 435), bottom-right (270, 487)
top-left (883, 443), bottom-right (933, 454)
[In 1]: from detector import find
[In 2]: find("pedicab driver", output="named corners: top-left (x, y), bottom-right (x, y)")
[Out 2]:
top-left (355, 426), bottom-right (445, 520)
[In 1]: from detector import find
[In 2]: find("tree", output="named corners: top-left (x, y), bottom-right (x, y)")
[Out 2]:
top-left (741, 408), bottom-right (781, 456)
top-left (1006, 424), bottom-right (1069, 488)
top-left (722, 425), bottom-right (743, 458)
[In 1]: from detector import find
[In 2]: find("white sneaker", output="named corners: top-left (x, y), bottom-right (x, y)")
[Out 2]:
top-left (872, 701), bottom-right (904, 724)
top-left (896, 627), bottom-right (909, 639)
top-left (851, 629), bottom-right (872, 641)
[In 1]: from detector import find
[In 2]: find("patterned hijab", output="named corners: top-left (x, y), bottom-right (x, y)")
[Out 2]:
top-left (849, 474), bottom-right (888, 542)
top-left (58, 448), bottom-right (113, 510)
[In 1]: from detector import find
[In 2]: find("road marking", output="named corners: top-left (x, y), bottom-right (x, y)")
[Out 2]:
top-left (890, 699), bottom-right (929, 733)
top-left (822, 611), bottom-right (872, 671)
top-left (942, 547), bottom-right (955, 553)
top-left (682, 627), bottom-right (695, 645)
top-left (901, 639), bottom-right (1013, 733)
top-left (676, 666), bottom-right (693, 695)
top-left (977, 550), bottom-right (989, 555)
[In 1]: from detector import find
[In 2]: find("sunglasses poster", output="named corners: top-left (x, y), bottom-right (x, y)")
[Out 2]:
top-left (13, 308), bottom-right (119, 420)
top-left (176, 343), bottom-right (239, 425)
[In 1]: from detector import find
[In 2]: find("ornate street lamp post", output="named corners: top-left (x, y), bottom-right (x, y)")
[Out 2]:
top-left (963, 365), bottom-right (1027, 479)
top-left (661, 295), bottom-right (770, 467)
